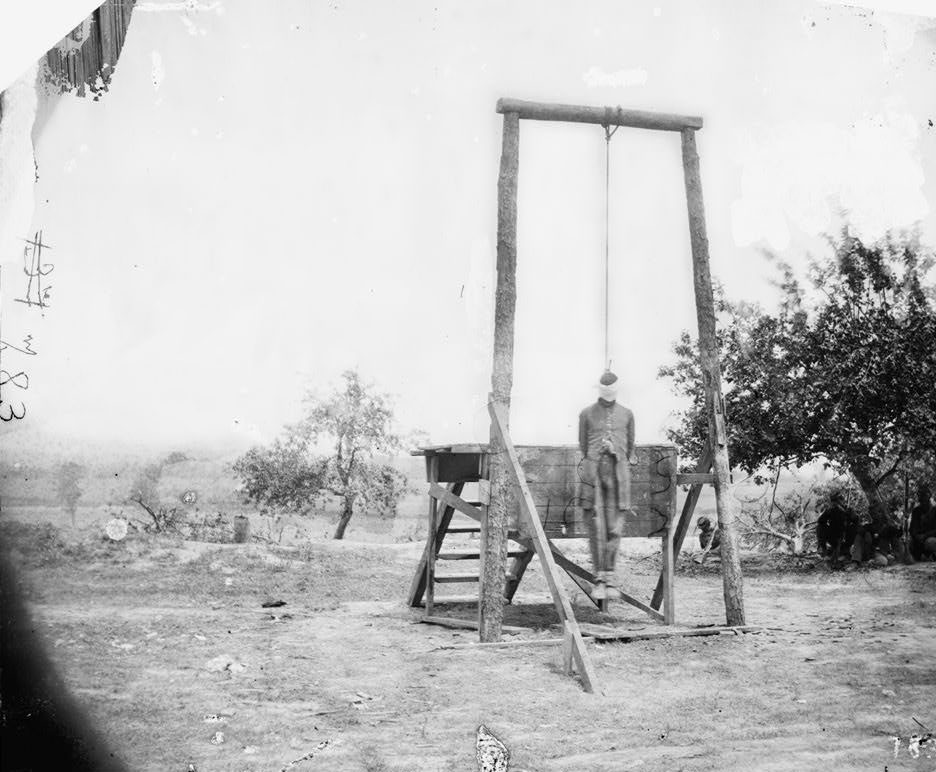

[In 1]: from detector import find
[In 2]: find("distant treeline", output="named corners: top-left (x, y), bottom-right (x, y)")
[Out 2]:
top-left (0, 456), bottom-right (245, 510)
top-left (0, 452), bottom-right (426, 512)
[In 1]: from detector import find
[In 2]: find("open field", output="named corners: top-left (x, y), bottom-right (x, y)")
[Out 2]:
top-left (2, 508), bottom-right (935, 772)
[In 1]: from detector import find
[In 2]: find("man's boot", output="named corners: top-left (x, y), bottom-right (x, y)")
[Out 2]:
top-left (604, 563), bottom-right (621, 599)
top-left (592, 571), bottom-right (607, 600)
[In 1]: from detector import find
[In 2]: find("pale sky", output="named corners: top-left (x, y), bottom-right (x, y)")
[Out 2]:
top-left (1, 0), bottom-right (935, 453)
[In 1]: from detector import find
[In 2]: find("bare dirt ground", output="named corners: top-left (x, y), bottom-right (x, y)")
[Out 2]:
top-left (2, 515), bottom-right (935, 772)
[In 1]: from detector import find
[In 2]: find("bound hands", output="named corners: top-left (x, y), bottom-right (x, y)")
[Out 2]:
top-left (600, 439), bottom-right (638, 465)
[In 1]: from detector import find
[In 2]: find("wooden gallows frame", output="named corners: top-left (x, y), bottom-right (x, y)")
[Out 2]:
top-left (488, 97), bottom-right (743, 666)
top-left (409, 99), bottom-right (746, 694)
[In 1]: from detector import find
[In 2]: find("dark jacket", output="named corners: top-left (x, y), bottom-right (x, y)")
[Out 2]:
top-left (910, 501), bottom-right (936, 540)
top-left (578, 399), bottom-right (635, 510)
top-left (816, 503), bottom-right (859, 555)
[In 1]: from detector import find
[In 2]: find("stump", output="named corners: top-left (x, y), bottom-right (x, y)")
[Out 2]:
top-left (233, 515), bottom-right (250, 543)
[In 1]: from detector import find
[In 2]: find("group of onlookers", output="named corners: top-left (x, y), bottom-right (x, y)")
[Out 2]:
top-left (692, 482), bottom-right (936, 567)
top-left (816, 483), bottom-right (936, 567)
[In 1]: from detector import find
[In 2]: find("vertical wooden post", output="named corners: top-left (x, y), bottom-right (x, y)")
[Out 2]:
top-left (561, 621), bottom-right (575, 675)
top-left (503, 547), bottom-right (535, 603)
top-left (480, 111), bottom-right (520, 642)
top-left (97, 4), bottom-right (115, 77)
top-left (651, 441), bottom-right (713, 611)
top-left (662, 517), bottom-right (676, 624)
top-left (425, 456), bottom-right (439, 618)
top-left (680, 128), bottom-right (746, 627)
top-left (662, 484), bottom-right (677, 624)
top-left (658, 446), bottom-right (677, 624)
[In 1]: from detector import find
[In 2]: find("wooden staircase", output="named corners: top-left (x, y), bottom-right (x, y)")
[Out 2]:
top-left (407, 485), bottom-right (533, 617)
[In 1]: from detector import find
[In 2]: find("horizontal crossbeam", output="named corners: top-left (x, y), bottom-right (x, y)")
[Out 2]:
top-left (496, 98), bottom-right (703, 132)
top-left (676, 472), bottom-right (717, 486)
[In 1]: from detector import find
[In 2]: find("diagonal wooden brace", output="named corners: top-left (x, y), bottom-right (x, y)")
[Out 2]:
top-left (489, 398), bottom-right (599, 694)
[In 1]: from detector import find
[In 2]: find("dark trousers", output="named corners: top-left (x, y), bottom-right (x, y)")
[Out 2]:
top-left (585, 453), bottom-right (623, 578)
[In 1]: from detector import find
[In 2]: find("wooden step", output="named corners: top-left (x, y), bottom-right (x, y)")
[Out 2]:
top-left (434, 575), bottom-right (479, 583)
top-left (437, 550), bottom-right (528, 561)
top-left (422, 595), bottom-right (478, 604)
top-left (446, 526), bottom-right (481, 534)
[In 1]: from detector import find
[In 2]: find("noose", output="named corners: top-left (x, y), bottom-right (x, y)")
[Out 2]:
top-left (602, 109), bottom-right (621, 372)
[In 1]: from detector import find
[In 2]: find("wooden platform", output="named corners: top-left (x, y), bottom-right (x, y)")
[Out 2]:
top-left (409, 428), bottom-right (694, 695)
top-left (414, 443), bottom-right (679, 539)
top-left (407, 444), bottom-right (681, 620)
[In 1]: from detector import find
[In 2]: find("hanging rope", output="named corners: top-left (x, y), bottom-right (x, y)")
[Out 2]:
top-left (602, 108), bottom-right (621, 372)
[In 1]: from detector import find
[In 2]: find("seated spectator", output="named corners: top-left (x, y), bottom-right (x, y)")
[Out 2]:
top-left (816, 492), bottom-right (857, 566)
top-left (696, 516), bottom-right (721, 563)
top-left (909, 484), bottom-right (936, 561)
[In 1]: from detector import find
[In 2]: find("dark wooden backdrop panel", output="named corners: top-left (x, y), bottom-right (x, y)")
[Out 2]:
top-left (508, 445), bottom-right (677, 538)
top-left (416, 444), bottom-right (678, 539)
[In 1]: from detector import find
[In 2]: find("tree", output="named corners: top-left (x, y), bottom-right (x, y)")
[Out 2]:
top-left (164, 450), bottom-right (191, 465)
top-left (233, 370), bottom-right (413, 540)
top-left (661, 228), bottom-right (936, 530)
top-left (127, 461), bottom-right (184, 533)
top-left (233, 435), bottom-right (326, 515)
top-left (736, 471), bottom-right (818, 555)
top-left (55, 461), bottom-right (84, 526)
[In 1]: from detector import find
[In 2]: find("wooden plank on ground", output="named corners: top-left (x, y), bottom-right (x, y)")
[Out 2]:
top-left (489, 399), bottom-right (599, 694)
top-left (578, 624), bottom-right (762, 642)
top-left (420, 616), bottom-right (529, 635)
top-left (434, 625), bottom-right (766, 650)
top-left (431, 637), bottom-right (572, 651)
